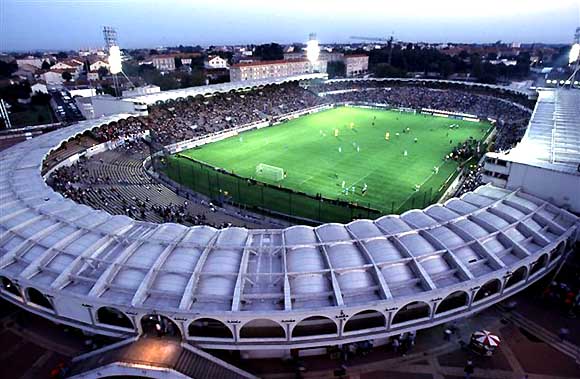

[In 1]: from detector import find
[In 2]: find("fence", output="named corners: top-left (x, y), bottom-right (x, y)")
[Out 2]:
top-left (163, 154), bottom-right (383, 224)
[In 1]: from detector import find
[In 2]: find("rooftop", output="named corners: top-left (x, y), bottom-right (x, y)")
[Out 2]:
top-left (501, 89), bottom-right (580, 174)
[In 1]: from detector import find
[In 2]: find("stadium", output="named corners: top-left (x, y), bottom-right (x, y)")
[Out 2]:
top-left (0, 75), bottom-right (579, 375)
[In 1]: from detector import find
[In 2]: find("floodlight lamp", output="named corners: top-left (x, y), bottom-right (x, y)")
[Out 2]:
top-left (306, 39), bottom-right (320, 64)
top-left (569, 43), bottom-right (580, 64)
top-left (109, 45), bottom-right (122, 74)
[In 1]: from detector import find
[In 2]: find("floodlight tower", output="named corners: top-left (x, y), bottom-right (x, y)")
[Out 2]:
top-left (306, 33), bottom-right (321, 72)
top-left (103, 26), bottom-right (133, 97)
top-left (568, 27), bottom-right (580, 88)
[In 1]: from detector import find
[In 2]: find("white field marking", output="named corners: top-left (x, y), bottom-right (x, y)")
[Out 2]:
top-left (298, 174), bottom-right (316, 186)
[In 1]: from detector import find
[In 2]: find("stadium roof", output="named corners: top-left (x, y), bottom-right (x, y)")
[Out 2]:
top-left (502, 89), bottom-right (580, 174)
top-left (125, 73), bottom-right (327, 105)
top-left (0, 114), bottom-right (577, 315)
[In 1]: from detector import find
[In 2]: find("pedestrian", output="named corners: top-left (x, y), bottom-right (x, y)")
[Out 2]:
top-left (392, 337), bottom-right (400, 353)
top-left (558, 327), bottom-right (570, 342)
top-left (464, 360), bottom-right (474, 379)
top-left (444, 328), bottom-right (452, 341)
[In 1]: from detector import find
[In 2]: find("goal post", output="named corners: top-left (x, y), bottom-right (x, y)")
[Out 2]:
top-left (256, 163), bottom-right (285, 182)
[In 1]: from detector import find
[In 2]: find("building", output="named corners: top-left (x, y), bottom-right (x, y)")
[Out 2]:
top-left (343, 54), bottom-right (369, 77)
top-left (151, 55), bottom-right (176, 71)
top-left (30, 82), bottom-right (48, 94)
top-left (482, 89), bottom-right (580, 213)
top-left (230, 59), bottom-right (311, 82)
top-left (40, 70), bottom-right (68, 85)
top-left (205, 55), bottom-right (229, 69)
top-left (87, 71), bottom-right (99, 81)
top-left (89, 59), bottom-right (110, 72)
top-left (16, 57), bottom-right (44, 69)
top-left (52, 59), bottom-right (84, 71)
top-left (122, 85), bottom-right (161, 98)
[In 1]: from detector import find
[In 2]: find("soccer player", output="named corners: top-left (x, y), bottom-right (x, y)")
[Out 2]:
top-left (385, 132), bottom-right (390, 141)
top-left (362, 183), bottom-right (368, 196)
top-left (342, 180), bottom-right (346, 188)
top-left (334, 128), bottom-right (339, 137)
top-left (338, 146), bottom-right (342, 153)
top-left (414, 138), bottom-right (418, 143)
top-left (404, 150), bottom-right (408, 157)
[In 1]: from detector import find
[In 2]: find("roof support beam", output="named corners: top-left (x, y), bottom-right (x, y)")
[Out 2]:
top-left (87, 240), bottom-right (145, 298)
top-left (231, 234), bottom-right (255, 311)
top-left (19, 229), bottom-right (87, 279)
top-left (0, 221), bottom-right (62, 269)
top-left (390, 236), bottom-right (437, 290)
top-left (178, 232), bottom-right (219, 310)
top-left (131, 229), bottom-right (189, 307)
top-left (51, 235), bottom-right (116, 290)
top-left (314, 230), bottom-right (344, 307)
top-left (281, 232), bottom-right (292, 311)
top-left (447, 222), bottom-right (506, 269)
top-left (421, 230), bottom-right (475, 280)
top-left (88, 228), bottom-right (157, 298)
top-left (344, 225), bottom-right (393, 300)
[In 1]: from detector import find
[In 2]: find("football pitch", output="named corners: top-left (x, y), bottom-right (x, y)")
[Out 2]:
top-left (167, 106), bottom-right (489, 222)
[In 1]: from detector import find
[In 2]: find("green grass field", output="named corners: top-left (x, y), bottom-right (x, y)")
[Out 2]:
top-left (167, 106), bottom-right (489, 222)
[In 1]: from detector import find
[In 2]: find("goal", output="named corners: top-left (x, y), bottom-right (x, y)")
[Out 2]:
top-left (256, 163), bottom-right (285, 182)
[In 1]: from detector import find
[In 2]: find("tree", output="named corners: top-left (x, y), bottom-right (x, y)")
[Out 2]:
top-left (327, 61), bottom-right (346, 78)
top-left (31, 93), bottom-right (51, 105)
top-left (254, 43), bottom-right (284, 61)
top-left (97, 66), bottom-right (109, 79)
top-left (56, 51), bottom-right (68, 59)
top-left (61, 71), bottom-right (72, 81)
top-left (372, 63), bottom-right (406, 78)
top-left (41, 60), bottom-right (51, 70)
top-left (0, 60), bottom-right (17, 78)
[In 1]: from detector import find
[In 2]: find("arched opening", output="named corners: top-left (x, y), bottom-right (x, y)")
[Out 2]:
top-left (344, 310), bottom-right (385, 333)
top-left (436, 291), bottom-right (469, 314)
top-left (0, 276), bottom-right (21, 298)
top-left (141, 314), bottom-right (181, 339)
top-left (392, 301), bottom-right (430, 325)
top-left (26, 288), bottom-right (53, 310)
top-left (473, 279), bottom-right (502, 302)
top-left (97, 307), bottom-right (134, 329)
top-left (551, 241), bottom-right (566, 261)
top-left (189, 318), bottom-right (233, 339)
top-left (292, 316), bottom-right (337, 338)
top-left (239, 319), bottom-right (285, 339)
top-left (530, 254), bottom-right (548, 276)
top-left (505, 266), bottom-right (528, 289)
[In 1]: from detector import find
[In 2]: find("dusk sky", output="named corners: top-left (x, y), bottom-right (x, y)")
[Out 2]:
top-left (2, 0), bottom-right (579, 51)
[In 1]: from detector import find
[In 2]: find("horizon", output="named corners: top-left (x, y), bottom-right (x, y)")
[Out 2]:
top-left (2, 0), bottom-right (579, 52)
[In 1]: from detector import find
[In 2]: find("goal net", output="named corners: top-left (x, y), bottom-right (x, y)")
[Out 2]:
top-left (256, 163), bottom-right (285, 182)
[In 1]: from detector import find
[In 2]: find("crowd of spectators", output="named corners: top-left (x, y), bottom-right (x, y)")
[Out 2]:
top-left (146, 83), bottom-right (321, 145)
top-left (46, 80), bottom-right (535, 228)
top-left (48, 140), bottom-right (265, 228)
top-left (316, 81), bottom-right (532, 152)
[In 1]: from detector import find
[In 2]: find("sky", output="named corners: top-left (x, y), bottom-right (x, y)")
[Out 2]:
top-left (2, 0), bottom-right (580, 51)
